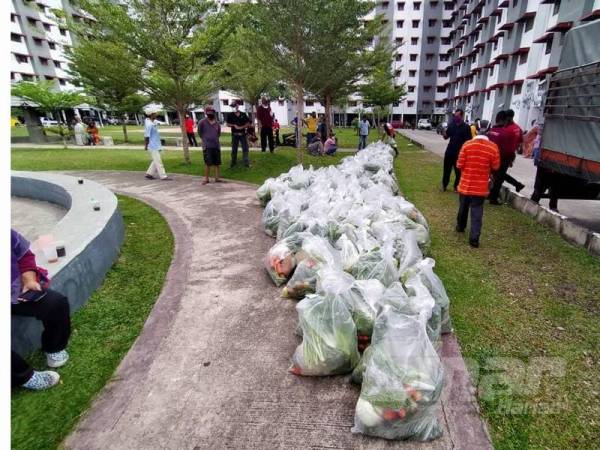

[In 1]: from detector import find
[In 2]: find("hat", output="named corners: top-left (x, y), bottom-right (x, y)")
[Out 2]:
top-left (144, 104), bottom-right (161, 115)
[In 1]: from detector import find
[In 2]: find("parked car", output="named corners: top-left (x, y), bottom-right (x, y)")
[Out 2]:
top-left (417, 119), bottom-right (432, 130)
top-left (436, 121), bottom-right (448, 135)
top-left (40, 118), bottom-right (58, 127)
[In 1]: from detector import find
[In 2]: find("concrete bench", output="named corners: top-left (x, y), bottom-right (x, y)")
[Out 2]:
top-left (11, 172), bottom-right (124, 356)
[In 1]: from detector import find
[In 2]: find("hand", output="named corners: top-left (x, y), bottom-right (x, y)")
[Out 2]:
top-left (21, 271), bottom-right (41, 292)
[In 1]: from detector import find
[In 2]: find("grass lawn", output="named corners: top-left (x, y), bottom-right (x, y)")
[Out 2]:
top-left (11, 137), bottom-right (599, 449)
top-left (12, 124), bottom-right (380, 148)
top-left (11, 196), bottom-right (173, 450)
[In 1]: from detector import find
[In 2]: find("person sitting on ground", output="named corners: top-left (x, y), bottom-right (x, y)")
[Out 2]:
top-left (307, 134), bottom-right (324, 156)
top-left (86, 121), bottom-right (100, 145)
top-left (487, 110), bottom-right (526, 204)
top-left (197, 106), bottom-right (222, 185)
top-left (455, 120), bottom-right (501, 248)
top-left (11, 229), bottom-right (71, 390)
top-left (324, 133), bottom-right (338, 156)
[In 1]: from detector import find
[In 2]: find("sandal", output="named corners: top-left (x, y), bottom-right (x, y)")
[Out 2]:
top-left (202, 180), bottom-right (209, 185)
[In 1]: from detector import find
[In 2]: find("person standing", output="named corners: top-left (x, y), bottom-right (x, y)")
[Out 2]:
top-left (317, 116), bottom-right (327, 142)
top-left (256, 97), bottom-right (275, 153)
top-left (185, 114), bottom-right (197, 147)
top-left (442, 108), bottom-right (472, 192)
top-left (226, 100), bottom-right (251, 168)
top-left (358, 117), bottom-right (369, 150)
top-left (522, 120), bottom-right (539, 159)
top-left (273, 117), bottom-right (281, 146)
top-left (488, 110), bottom-right (525, 204)
top-left (144, 106), bottom-right (170, 180)
top-left (73, 117), bottom-right (85, 146)
top-left (455, 120), bottom-right (501, 248)
top-left (11, 229), bottom-right (71, 390)
top-left (304, 111), bottom-right (318, 147)
top-left (197, 106), bottom-right (222, 185)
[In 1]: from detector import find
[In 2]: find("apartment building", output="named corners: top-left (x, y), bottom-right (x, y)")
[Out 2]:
top-left (445, 0), bottom-right (600, 129)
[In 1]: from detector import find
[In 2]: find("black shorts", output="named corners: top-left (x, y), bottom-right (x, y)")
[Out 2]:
top-left (203, 147), bottom-right (221, 166)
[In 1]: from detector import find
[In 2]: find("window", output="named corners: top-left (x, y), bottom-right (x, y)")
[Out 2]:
top-left (408, 86), bottom-right (415, 93)
top-left (493, 40), bottom-right (498, 50)
top-left (11, 72), bottom-right (16, 80)
top-left (348, 101), bottom-right (358, 107)
top-left (422, 100), bottom-right (431, 105)
top-left (545, 38), bottom-right (553, 54)
top-left (486, 91), bottom-right (491, 100)
top-left (395, 69), bottom-right (402, 76)
top-left (396, 20), bottom-right (404, 28)
top-left (424, 86), bottom-right (431, 92)
top-left (407, 101), bottom-right (415, 107)
top-left (507, 29), bottom-right (512, 39)
top-left (437, 86), bottom-right (446, 93)
top-left (39, 57), bottom-right (49, 65)
top-left (525, 17), bottom-right (534, 32)
top-left (444, 1), bottom-right (453, 10)
top-left (412, 20), bottom-right (420, 28)
top-left (443, 20), bottom-right (452, 28)
top-left (426, 53), bottom-right (434, 61)
top-left (409, 70), bottom-right (417, 77)
top-left (37, 3), bottom-right (46, 13)
top-left (413, 1), bottom-right (421, 10)
top-left (395, 37), bottom-right (403, 44)
top-left (411, 37), bottom-right (418, 45)
top-left (305, 100), bottom-right (314, 106)
top-left (11, 14), bottom-right (17, 22)
top-left (381, 19), bottom-right (388, 25)
top-left (15, 54), bottom-right (29, 63)
top-left (59, 28), bottom-right (67, 36)
top-left (440, 54), bottom-right (449, 61)
top-left (11, 33), bottom-right (22, 43)
top-left (381, 1), bottom-right (389, 7)
top-left (222, 99), bottom-right (229, 106)
top-left (33, 37), bottom-right (43, 46)
top-left (429, 19), bottom-right (437, 27)
top-left (54, 60), bottom-right (61, 68)
top-left (395, 54), bottom-right (403, 61)
top-left (43, 23), bottom-right (51, 31)
top-left (490, 65), bottom-right (494, 76)
top-left (441, 37), bottom-right (451, 45)
top-left (427, 36), bottom-right (435, 44)
top-left (410, 54), bottom-right (417, 61)
top-left (397, 1), bottom-right (404, 10)
top-left (425, 70), bottom-right (433, 76)
top-left (519, 52), bottom-right (528, 65)
top-left (431, 1), bottom-right (439, 7)
top-left (553, 1), bottom-right (560, 15)
top-left (513, 0), bottom-right (518, 6)
top-left (438, 70), bottom-right (447, 77)
top-left (48, 42), bottom-right (56, 50)
top-left (27, 17), bottom-right (37, 26)
top-left (45, 76), bottom-right (54, 80)
top-left (436, 101), bottom-right (445, 108)
top-left (514, 83), bottom-right (522, 95)
top-left (22, 74), bottom-right (34, 82)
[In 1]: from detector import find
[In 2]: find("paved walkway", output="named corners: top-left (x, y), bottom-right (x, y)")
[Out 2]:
top-left (399, 129), bottom-right (600, 233)
top-left (61, 171), bottom-right (492, 450)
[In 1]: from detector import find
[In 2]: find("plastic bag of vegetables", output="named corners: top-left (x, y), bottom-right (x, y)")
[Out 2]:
top-left (344, 279), bottom-right (386, 339)
top-left (336, 234), bottom-right (360, 272)
top-left (265, 235), bottom-right (304, 286)
top-left (290, 293), bottom-right (360, 376)
top-left (402, 258), bottom-right (451, 334)
top-left (256, 177), bottom-right (274, 206)
top-left (351, 309), bottom-right (444, 441)
top-left (297, 235), bottom-right (341, 269)
top-left (351, 244), bottom-right (399, 287)
top-left (282, 257), bottom-right (322, 299)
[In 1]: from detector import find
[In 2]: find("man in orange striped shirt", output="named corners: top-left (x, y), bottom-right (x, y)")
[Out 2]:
top-left (456, 120), bottom-right (501, 248)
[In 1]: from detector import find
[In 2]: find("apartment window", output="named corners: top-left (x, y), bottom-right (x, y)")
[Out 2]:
top-left (33, 37), bottom-right (43, 46)
top-left (437, 86), bottom-right (446, 93)
top-left (443, 20), bottom-right (452, 28)
top-left (395, 37), bottom-right (404, 44)
top-left (514, 83), bottom-right (522, 95)
top-left (444, 1), bottom-right (453, 10)
top-left (348, 101), bottom-right (358, 107)
top-left (395, 69), bottom-right (402, 76)
top-left (525, 17), bottom-right (534, 32)
top-left (48, 42), bottom-right (56, 50)
top-left (413, 1), bottom-right (421, 10)
top-left (438, 70), bottom-right (447, 77)
top-left (410, 54), bottom-right (418, 61)
top-left (427, 36), bottom-right (435, 44)
top-left (39, 57), bottom-right (49, 65)
top-left (436, 101), bottom-right (444, 108)
top-left (54, 60), bottom-right (61, 68)
top-left (425, 70), bottom-right (433, 76)
top-left (397, 1), bottom-right (404, 10)
top-left (426, 53), bottom-right (434, 61)
top-left (553, 1), bottom-right (560, 15)
top-left (15, 54), bottom-right (29, 63)
top-left (11, 14), bottom-right (17, 22)
top-left (422, 100), bottom-right (431, 106)
top-left (381, 1), bottom-right (390, 7)
top-left (507, 29), bottom-right (512, 39)
top-left (27, 17), bottom-right (37, 26)
top-left (59, 28), bottom-right (67, 36)
top-left (408, 86), bottom-right (415, 93)
top-left (428, 19), bottom-right (437, 27)
top-left (430, 1), bottom-right (439, 7)
top-left (513, 0), bottom-right (518, 6)
top-left (409, 70), bottom-right (417, 77)
top-left (486, 91), bottom-right (491, 100)
top-left (22, 74), bottom-right (34, 81)
top-left (545, 38), bottom-right (553, 54)
top-left (381, 19), bottom-right (389, 25)
top-left (441, 37), bottom-right (451, 45)
top-left (424, 86), bottom-right (431, 92)
top-left (45, 76), bottom-right (54, 80)
top-left (493, 40), bottom-right (498, 50)
top-left (407, 101), bottom-right (415, 107)
top-left (412, 20), bottom-right (420, 28)
top-left (395, 54), bottom-right (403, 61)
top-left (396, 20), bottom-right (404, 28)
top-left (11, 33), bottom-right (22, 43)
top-left (440, 54), bottom-right (450, 61)
top-left (11, 72), bottom-right (16, 80)
top-left (519, 53), bottom-right (528, 65)
top-left (305, 100), bottom-right (314, 106)
top-left (43, 23), bottom-right (51, 31)
top-left (411, 37), bottom-right (419, 45)
top-left (222, 99), bottom-right (229, 106)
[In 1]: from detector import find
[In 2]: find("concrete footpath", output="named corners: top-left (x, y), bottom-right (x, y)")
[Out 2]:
top-left (399, 129), bottom-right (600, 234)
top-left (61, 171), bottom-right (492, 450)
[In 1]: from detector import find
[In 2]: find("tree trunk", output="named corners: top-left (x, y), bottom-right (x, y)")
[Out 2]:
top-left (324, 93), bottom-right (332, 138)
top-left (177, 106), bottom-right (190, 164)
top-left (122, 114), bottom-right (129, 143)
top-left (295, 83), bottom-right (304, 164)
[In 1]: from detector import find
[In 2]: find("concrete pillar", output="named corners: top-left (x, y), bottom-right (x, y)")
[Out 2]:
top-left (163, 110), bottom-right (170, 125)
top-left (192, 111), bottom-right (197, 122)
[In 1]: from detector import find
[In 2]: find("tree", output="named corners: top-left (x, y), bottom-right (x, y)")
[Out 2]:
top-left (77, 0), bottom-right (233, 164)
top-left (11, 80), bottom-right (87, 147)
top-left (67, 39), bottom-right (148, 143)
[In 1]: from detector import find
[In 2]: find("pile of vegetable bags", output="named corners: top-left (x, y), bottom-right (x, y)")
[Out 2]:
top-left (257, 142), bottom-right (450, 441)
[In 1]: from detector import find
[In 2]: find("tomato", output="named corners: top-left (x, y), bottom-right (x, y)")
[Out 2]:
top-left (290, 366), bottom-right (302, 375)
top-left (382, 409), bottom-right (397, 421)
top-left (396, 408), bottom-right (406, 420)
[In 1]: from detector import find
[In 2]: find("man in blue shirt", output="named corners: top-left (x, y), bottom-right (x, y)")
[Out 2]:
top-left (144, 106), bottom-right (170, 180)
top-left (358, 117), bottom-right (369, 150)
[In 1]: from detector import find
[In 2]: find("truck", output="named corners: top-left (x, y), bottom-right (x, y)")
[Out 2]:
top-left (534, 20), bottom-right (600, 207)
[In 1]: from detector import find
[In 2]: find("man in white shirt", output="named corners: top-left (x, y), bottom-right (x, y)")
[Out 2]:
top-left (358, 117), bottom-right (369, 150)
top-left (73, 117), bottom-right (85, 146)
top-left (144, 106), bottom-right (170, 180)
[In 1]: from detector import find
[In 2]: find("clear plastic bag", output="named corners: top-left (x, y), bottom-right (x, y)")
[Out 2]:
top-left (351, 309), bottom-right (444, 441)
top-left (344, 279), bottom-right (386, 338)
top-left (351, 244), bottom-right (399, 287)
top-left (336, 234), bottom-right (360, 272)
top-left (298, 235), bottom-right (341, 269)
top-left (282, 257), bottom-right (322, 299)
top-left (265, 235), bottom-right (303, 286)
top-left (395, 229), bottom-right (424, 274)
top-left (256, 177), bottom-right (274, 206)
top-left (290, 293), bottom-right (360, 376)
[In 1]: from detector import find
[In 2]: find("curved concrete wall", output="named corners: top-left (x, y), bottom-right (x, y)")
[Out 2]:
top-left (11, 171), bottom-right (125, 356)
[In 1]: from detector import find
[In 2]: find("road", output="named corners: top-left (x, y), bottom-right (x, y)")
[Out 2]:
top-left (399, 129), bottom-right (600, 233)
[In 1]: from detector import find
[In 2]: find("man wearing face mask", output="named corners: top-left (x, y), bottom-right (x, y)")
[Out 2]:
top-left (226, 100), bottom-right (251, 168)
top-left (198, 106), bottom-right (222, 184)
top-left (257, 96), bottom-right (275, 153)
top-left (442, 108), bottom-right (472, 192)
